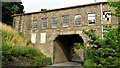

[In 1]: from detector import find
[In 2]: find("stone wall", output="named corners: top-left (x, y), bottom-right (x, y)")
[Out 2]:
top-left (13, 2), bottom-right (118, 63)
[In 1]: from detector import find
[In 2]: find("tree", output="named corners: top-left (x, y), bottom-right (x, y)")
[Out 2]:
top-left (108, 1), bottom-right (120, 17)
top-left (84, 2), bottom-right (120, 66)
top-left (2, 2), bottom-right (24, 26)
top-left (108, 1), bottom-right (120, 43)
top-left (41, 9), bottom-right (47, 11)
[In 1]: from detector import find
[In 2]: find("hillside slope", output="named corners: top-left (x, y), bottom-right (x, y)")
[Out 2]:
top-left (0, 23), bottom-right (52, 66)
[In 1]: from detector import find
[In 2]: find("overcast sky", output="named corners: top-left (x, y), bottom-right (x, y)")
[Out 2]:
top-left (21, 0), bottom-right (107, 13)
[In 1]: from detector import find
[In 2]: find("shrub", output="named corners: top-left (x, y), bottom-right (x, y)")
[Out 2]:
top-left (74, 43), bottom-right (83, 49)
top-left (84, 25), bottom-right (120, 67)
top-left (19, 32), bottom-right (24, 37)
top-left (1, 24), bottom-right (52, 66)
top-left (2, 42), bottom-right (52, 66)
top-left (84, 59), bottom-right (97, 66)
top-left (2, 44), bottom-right (52, 66)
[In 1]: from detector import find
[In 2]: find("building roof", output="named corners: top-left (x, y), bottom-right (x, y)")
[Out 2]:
top-left (13, 2), bottom-right (107, 16)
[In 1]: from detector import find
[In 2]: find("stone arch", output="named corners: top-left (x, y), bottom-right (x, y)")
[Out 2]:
top-left (53, 34), bottom-right (84, 63)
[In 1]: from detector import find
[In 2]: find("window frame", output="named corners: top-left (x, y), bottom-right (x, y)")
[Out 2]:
top-left (51, 17), bottom-right (57, 28)
top-left (62, 15), bottom-right (69, 27)
top-left (88, 13), bottom-right (96, 24)
top-left (103, 11), bottom-right (111, 21)
top-left (74, 14), bottom-right (82, 26)
top-left (41, 18), bottom-right (47, 29)
top-left (32, 20), bottom-right (38, 29)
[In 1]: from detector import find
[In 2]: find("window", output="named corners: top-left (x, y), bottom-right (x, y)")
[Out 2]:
top-left (88, 13), bottom-right (95, 24)
top-left (103, 11), bottom-right (111, 21)
top-left (32, 20), bottom-right (38, 29)
top-left (75, 14), bottom-right (81, 26)
top-left (31, 33), bottom-right (36, 44)
top-left (52, 17), bottom-right (57, 28)
top-left (41, 18), bottom-right (47, 29)
top-left (40, 33), bottom-right (46, 43)
top-left (62, 15), bottom-right (69, 27)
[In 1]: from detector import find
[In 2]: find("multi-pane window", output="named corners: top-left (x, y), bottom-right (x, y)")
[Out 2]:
top-left (32, 20), bottom-right (38, 29)
top-left (103, 11), bottom-right (111, 21)
top-left (75, 14), bottom-right (81, 26)
top-left (88, 13), bottom-right (95, 24)
top-left (41, 18), bottom-right (47, 29)
top-left (62, 15), bottom-right (69, 27)
top-left (52, 17), bottom-right (57, 28)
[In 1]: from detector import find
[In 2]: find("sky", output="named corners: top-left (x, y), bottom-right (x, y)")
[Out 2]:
top-left (21, 0), bottom-right (107, 13)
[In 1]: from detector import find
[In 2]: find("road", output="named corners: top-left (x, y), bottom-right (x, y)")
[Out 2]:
top-left (43, 61), bottom-right (84, 68)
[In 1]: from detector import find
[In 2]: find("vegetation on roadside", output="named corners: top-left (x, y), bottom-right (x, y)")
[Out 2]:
top-left (1, 23), bottom-right (52, 66)
top-left (84, 1), bottom-right (120, 67)
top-left (74, 43), bottom-right (84, 49)
top-left (84, 26), bottom-right (120, 67)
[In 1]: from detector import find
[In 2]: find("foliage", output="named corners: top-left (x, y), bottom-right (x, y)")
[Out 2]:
top-left (2, 42), bottom-right (52, 66)
top-left (19, 32), bottom-right (24, 37)
top-left (108, 1), bottom-right (120, 17)
top-left (41, 9), bottom-right (47, 11)
top-left (1, 23), bottom-right (52, 66)
top-left (1, 25), bottom-right (28, 46)
top-left (84, 59), bottom-right (97, 67)
top-left (84, 25), bottom-right (120, 67)
top-left (2, 2), bottom-right (24, 26)
top-left (84, 2), bottom-right (120, 66)
top-left (74, 43), bottom-right (83, 49)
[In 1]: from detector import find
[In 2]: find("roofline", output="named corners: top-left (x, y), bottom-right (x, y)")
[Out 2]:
top-left (13, 2), bottom-right (107, 17)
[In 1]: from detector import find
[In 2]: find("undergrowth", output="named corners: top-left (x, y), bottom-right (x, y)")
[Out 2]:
top-left (1, 23), bottom-right (52, 66)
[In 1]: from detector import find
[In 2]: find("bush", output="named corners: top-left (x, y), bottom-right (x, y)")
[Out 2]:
top-left (84, 25), bottom-right (120, 67)
top-left (2, 43), bottom-right (52, 66)
top-left (74, 43), bottom-right (83, 49)
top-left (1, 28), bottom-right (52, 66)
top-left (19, 32), bottom-right (24, 37)
top-left (84, 59), bottom-right (97, 66)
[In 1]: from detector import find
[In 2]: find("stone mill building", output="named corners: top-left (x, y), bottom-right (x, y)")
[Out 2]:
top-left (13, 2), bottom-right (119, 63)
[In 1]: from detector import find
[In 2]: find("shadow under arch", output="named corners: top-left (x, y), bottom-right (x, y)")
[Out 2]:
top-left (53, 34), bottom-right (84, 64)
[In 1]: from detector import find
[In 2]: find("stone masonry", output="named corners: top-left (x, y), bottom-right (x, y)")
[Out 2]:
top-left (13, 2), bottom-right (119, 63)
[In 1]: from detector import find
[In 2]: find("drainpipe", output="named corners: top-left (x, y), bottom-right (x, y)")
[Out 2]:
top-left (100, 3), bottom-right (103, 39)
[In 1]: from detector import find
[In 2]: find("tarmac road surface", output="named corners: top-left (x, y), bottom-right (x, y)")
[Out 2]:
top-left (43, 61), bottom-right (84, 68)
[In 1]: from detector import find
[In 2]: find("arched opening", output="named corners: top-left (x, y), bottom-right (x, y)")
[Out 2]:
top-left (53, 34), bottom-right (84, 63)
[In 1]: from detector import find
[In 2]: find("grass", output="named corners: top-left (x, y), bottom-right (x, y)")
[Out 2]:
top-left (1, 23), bottom-right (52, 66)
top-left (0, 23), bottom-right (30, 47)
